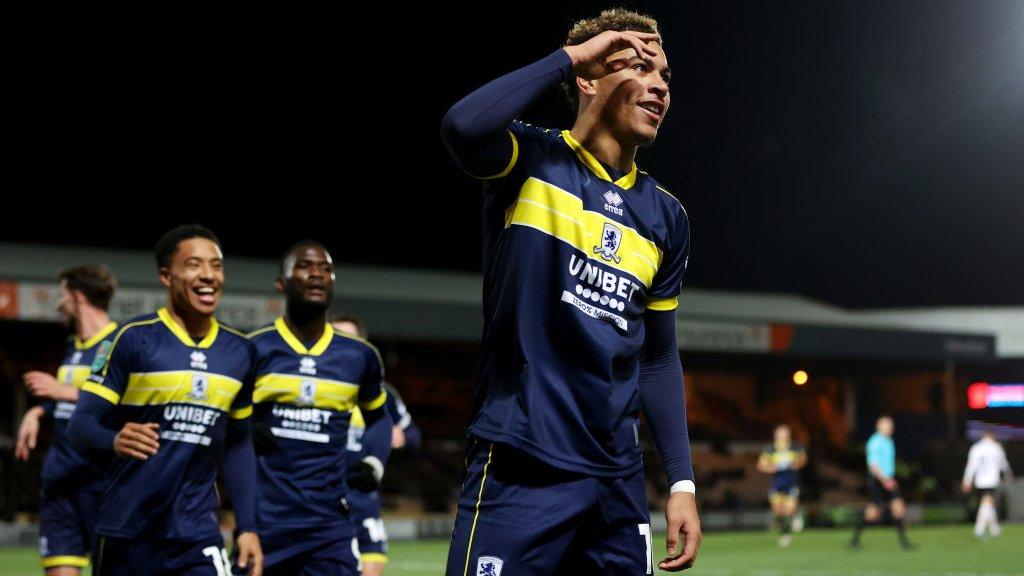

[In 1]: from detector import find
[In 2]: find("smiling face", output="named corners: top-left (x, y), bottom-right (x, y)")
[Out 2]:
top-left (160, 237), bottom-right (224, 319)
top-left (278, 244), bottom-right (335, 308)
top-left (582, 38), bottom-right (671, 147)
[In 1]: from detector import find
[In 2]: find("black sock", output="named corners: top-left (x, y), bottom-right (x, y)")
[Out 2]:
top-left (851, 510), bottom-right (866, 543)
top-left (896, 518), bottom-right (909, 545)
top-left (781, 515), bottom-right (792, 535)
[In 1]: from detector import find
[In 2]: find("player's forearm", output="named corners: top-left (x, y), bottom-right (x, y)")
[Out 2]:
top-left (362, 407), bottom-right (394, 465)
top-left (58, 385), bottom-right (80, 402)
top-left (223, 418), bottom-right (258, 533)
top-left (403, 422), bottom-right (423, 451)
top-left (639, 310), bottom-right (694, 490)
top-left (68, 392), bottom-right (118, 452)
top-left (868, 464), bottom-right (889, 482)
top-left (441, 49), bottom-right (571, 171)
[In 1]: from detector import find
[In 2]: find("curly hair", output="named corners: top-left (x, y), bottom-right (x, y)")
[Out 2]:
top-left (561, 8), bottom-right (661, 113)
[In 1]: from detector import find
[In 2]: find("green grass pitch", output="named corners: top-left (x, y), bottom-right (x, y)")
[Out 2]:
top-left (1, 524), bottom-right (1019, 575)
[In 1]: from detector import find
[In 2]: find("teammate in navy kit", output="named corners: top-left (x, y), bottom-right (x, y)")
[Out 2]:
top-left (69, 225), bottom-right (263, 576)
top-left (15, 265), bottom-right (118, 575)
top-left (247, 242), bottom-right (390, 576)
top-left (442, 9), bottom-right (700, 574)
top-left (333, 316), bottom-right (421, 576)
top-left (757, 424), bottom-right (807, 547)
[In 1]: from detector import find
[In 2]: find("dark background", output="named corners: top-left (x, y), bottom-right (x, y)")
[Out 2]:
top-left (6, 0), bottom-right (1023, 308)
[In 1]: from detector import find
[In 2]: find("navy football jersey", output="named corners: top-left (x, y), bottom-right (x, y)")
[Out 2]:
top-left (471, 121), bottom-right (691, 477)
top-left (248, 318), bottom-right (386, 529)
top-left (82, 308), bottom-right (255, 540)
top-left (760, 442), bottom-right (805, 487)
top-left (41, 322), bottom-right (118, 483)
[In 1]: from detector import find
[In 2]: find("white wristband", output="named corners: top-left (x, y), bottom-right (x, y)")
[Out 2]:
top-left (670, 480), bottom-right (696, 495)
top-left (362, 456), bottom-right (385, 483)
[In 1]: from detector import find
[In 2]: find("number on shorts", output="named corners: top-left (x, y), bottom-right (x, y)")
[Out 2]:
top-left (202, 545), bottom-right (230, 576)
top-left (638, 523), bottom-right (652, 575)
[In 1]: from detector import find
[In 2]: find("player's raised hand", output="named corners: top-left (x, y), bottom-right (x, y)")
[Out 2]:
top-left (114, 422), bottom-right (160, 460)
top-left (563, 30), bottom-right (662, 81)
top-left (235, 531), bottom-right (264, 576)
top-left (660, 491), bottom-right (702, 572)
top-left (15, 407), bottom-right (43, 461)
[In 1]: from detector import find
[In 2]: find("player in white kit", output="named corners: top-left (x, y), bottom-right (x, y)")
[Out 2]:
top-left (961, 433), bottom-right (1014, 539)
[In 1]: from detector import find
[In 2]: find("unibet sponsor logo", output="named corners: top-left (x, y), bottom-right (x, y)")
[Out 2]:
top-left (273, 404), bottom-right (333, 433)
top-left (569, 253), bottom-right (641, 309)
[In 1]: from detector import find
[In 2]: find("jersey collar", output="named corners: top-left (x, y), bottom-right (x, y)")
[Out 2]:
top-left (274, 316), bottom-right (333, 356)
top-left (561, 130), bottom-right (638, 190)
top-left (75, 321), bottom-right (118, 350)
top-left (158, 307), bottom-right (219, 348)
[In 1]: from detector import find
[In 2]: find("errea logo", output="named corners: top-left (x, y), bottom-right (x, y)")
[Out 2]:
top-left (299, 357), bottom-right (317, 375)
top-left (190, 351), bottom-right (208, 370)
top-left (603, 190), bottom-right (624, 216)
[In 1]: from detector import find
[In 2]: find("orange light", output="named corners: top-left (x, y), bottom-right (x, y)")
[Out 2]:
top-left (793, 370), bottom-right (809, 386)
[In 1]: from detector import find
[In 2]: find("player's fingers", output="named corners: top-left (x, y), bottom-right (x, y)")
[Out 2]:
top-left (141, 422), bottom-right (161, 439)
top-left (621, 30), bottom-right (662, 46)
top-left (118, 446), bottom-right (150, 460)
top-left (122, 438), bottom-right (158, 455)
top-left (127, 423), bottom-right (161, 444)
top-left (679, 525), bottom-right (702, 566)
top-left (665, 519), bottom-right (682, 556)
top-left (123, 429), bottom-right (160, 450)
top-left (622, 36), bottom-right (656, 64)
top-left (620, 32), bottom-right (660, 58)
top-left (15, 438), bottom-right (29, 461)
top-left (251, 548), bottom-right (264, 576)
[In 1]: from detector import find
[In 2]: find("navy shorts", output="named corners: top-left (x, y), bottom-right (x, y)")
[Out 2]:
top-left (446, 439), bottom-right (653, 576)
top-left (349, 489), bottom-right (388, 564)
top-left (769, 479), bottom-right (799, 501)
top-left (257, 524), bottom-right (359, 576)
top-left (92, 533), bottom-right (229, 576)
top-left (38, 477), bottom-right (102, 571)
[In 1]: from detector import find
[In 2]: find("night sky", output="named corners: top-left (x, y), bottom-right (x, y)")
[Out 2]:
top-left (7, 1), bottom-right (1023, 308)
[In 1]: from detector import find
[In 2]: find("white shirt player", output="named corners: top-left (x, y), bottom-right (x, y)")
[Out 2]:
top-left (962, 436), bottom-right (1013, 490)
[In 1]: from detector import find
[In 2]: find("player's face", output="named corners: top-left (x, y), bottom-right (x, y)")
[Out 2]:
top-left (593, 39), bottom-right (670, 147)
top-left (161, 238), bottom-right (224, 318)
top-left (775, 426), bottom-right (791, 444)
top-left (878, 418), bottom-right (894, 436)
top-left (281, 246), bottom-right (335, 306)
top-left (56, 282), bottom-right (78, 328)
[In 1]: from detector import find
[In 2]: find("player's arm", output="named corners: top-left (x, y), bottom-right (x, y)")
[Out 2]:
top-left (23, 370), bottom-right (79, 402)
top-left (14, 405), bottom-right (48, 461)
top-left (441, 30), bottom-right (660, 178)
top-left (999, 445), bottom-right (1014, 483)
top-left (794, 448), bottom-right (808, 470)
top-left (347, 344), bottom-right (392, 492)
top-left (222, 418), bottom-right (262, 575)
top-left (385, 384), bottom-right (422, 451)
top-left (348, 409), bottom-right (394, 493)
top-left (638, 309), bottom-right (701, 572)
top-left (70, 328), bottom-right (160, 459)
top-left (756, 451), bottom-right (776, 474)
top-left (961, 445), bottom-right (979, 492)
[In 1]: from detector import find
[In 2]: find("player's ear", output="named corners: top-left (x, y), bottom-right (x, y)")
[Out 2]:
top-left (274, 277), bottom-right (285, 294)
top-left (72, 289), bottom-right (89, 307)
top-left (576, 76), bottom-right (597, 98)
top-left (158, 267), bottom-right (171, 288)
